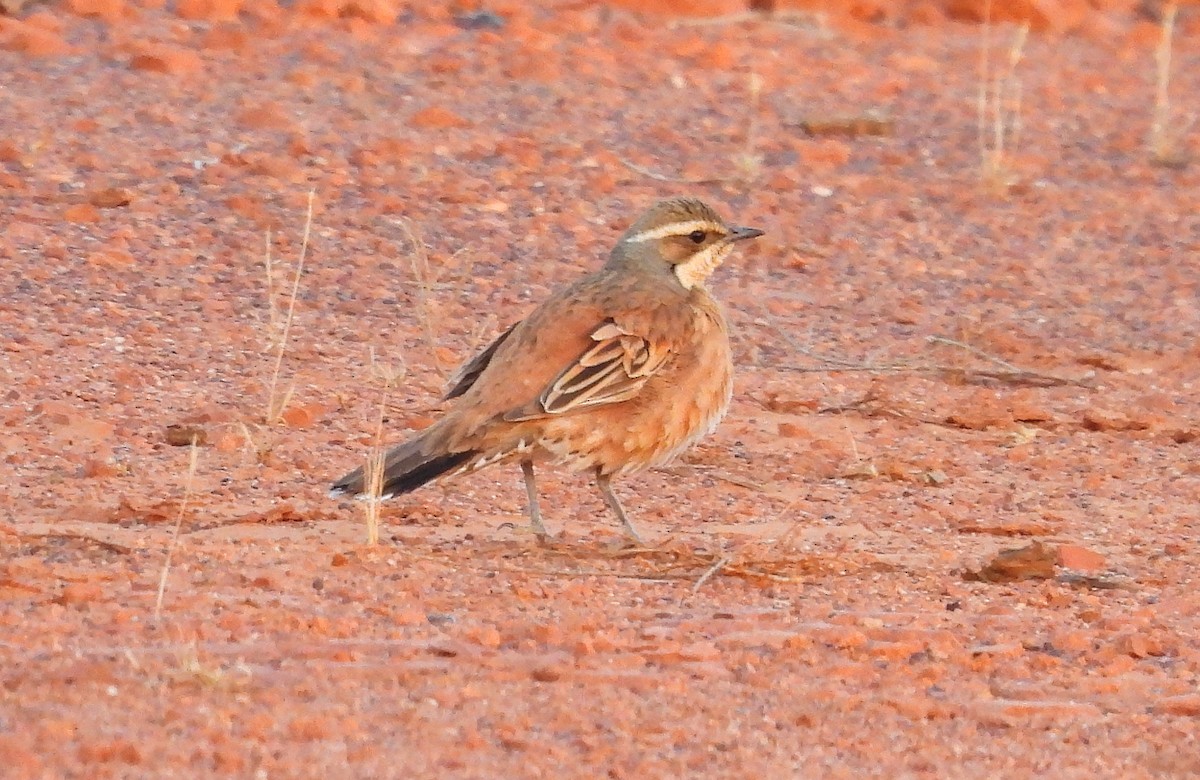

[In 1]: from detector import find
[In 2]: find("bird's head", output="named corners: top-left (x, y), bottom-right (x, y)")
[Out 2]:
top-left (611, 197), bottom-right (764, 290)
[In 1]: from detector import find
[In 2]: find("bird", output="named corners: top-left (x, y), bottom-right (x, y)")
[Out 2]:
top-left (330, 197), bottom-right (764, 542)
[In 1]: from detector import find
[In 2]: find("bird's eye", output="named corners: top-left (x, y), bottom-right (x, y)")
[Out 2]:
top-left (688, 230), bottom-right (706, 244)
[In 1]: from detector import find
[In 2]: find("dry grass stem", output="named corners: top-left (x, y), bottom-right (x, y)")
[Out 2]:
top-left (977, 0), bottom-right (1029, 194)
top-left (236, 421), bottom-right (275, 464)
top-left (692, 555), bottom-right (731, 593)
top-left (766, 311), bottom-right (1086, 387)
top-left (265, 190), bottom-right (315, 424)
top-left (730, 72), bottom-right (765, 182)
top-left (363, 349), bottom-right (406, 545)
top-left (655, 464), bottom-right (766, 492)
top-left (669, 9), bottom-right (825, 30)
top-left (1150, 4), bottom-right (1189, 167)
top-left (262, 227), bottom-right (280, 340)
top-left (487, 539), bottom-right (868, 586)
top-left (392, 218), bottom-right (446, 377)
top-left (618, 156), bottom-right (724, 185)
top-left (153, 439), bottom-right (200, 622)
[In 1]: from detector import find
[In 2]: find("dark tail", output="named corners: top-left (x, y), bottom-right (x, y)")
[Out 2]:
top-left (329, 436), bottom-right (476, 499)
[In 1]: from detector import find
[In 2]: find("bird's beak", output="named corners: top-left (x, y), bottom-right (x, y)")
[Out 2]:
top-left (728, 226), bottom-right (765, 242)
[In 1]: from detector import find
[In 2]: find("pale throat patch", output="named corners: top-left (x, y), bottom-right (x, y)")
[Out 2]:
top-left (624, 219), bottom-right (726, 244)
top-left (674, 242), bottom-right (733, 290)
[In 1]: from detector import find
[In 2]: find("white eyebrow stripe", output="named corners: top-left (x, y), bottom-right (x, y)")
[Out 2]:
top-left (624, 219), bottom-right (727, 243)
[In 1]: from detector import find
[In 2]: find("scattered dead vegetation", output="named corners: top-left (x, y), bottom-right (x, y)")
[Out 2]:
top-left (393, 218), bottom-right (446, 377)
top-left (774, 323), bottom-right (1090, 389)
top-left (363, 350), bottom-right (406, 545)
top-left (263, 190), bottom-right (315, 425)
top-left (170, 643), bottom-right (253, 690)
top-left (1148, 3), bottom-right (1190, 168)
top-left (977, 2), bottom-right (1030, 194)
top-left (475, 538), bottom-right (895, 589)
top-left (154, 440), bottom-right (200, 621)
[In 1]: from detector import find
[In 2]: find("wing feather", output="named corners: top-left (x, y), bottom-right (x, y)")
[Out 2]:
top-left (501, 319), bottom-right (670, 420)
top-left (443, 322), bottom-right (519, 400)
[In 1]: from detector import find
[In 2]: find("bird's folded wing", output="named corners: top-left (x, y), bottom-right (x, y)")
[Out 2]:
top-left (443, 322), bottom-right (518, 400)
top-left (503, 320), bottom-right (670, 421)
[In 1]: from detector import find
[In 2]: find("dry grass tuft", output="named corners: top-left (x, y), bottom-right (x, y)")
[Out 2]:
top-left (391, 217), bottom-right (446, 377)
top-left (1149, 4), bottom-right (1190, 168)
top-left (362, 349), bottom-right (406, 545)
top-left (264, 190), bottom-right (315, 424)
top-left (153, 438), bottom-right (200, 622)
top-left (977, 3), bottom-right (1029, 195)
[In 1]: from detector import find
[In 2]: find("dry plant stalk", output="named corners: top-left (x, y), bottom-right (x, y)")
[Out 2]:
top-left (262, 227), bottom-right (279, 339)
top-left (236, 420), bottom-right (273, 464)
top-left (491, 539), bottom-right (852, 586)
top-left (1150, 4), bottom-right (1187, 167)
top-left (153, 438), bottom-right (200, 622)
top-left (265, 190), bottom-right (316, 424)
top-left (977, 0), bottom-right (1029, 194)
top-left (394, 218), bottom-right (445, 377)
top-left (731, 72), bottom-right (765, 182)
top-left (362, 350), bottom-right (406, 545)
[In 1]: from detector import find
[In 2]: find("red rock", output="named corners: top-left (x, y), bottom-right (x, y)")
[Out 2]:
top-left (174, 0), bottom-right (242, 21)
top-left (88, 187), bottom-right (133, 208)
top-left (236, 103), bottom-right (292, 130)
top-left (604, 0), bottom-right (742, 15)
top-left (199, 24), bottom-right (250, 52)
top-left (1056, 544), bottom-right (1106, 572)
top-left (1154, 694), bottom-right (1200, 716)
top-left (975, 699), bottom-right (1103, 726)
top-left (0, 19), bottom-right (71, 57)
top-left (409, 106), bottom-right (471, 130)
top-left (0, 734), bottom-right (40, 776)
top-left (1081, 408), bottom-right (1150, 432)
top-left (128, 46), bottom-right (204, 75)
top-left (77, 739), bottom-right (141, 764)
top-left (295, 0), bottom-right (341, 20)
top-left (22, 11), bottom-right (64, 32)
top-left (943, 0), bottom-right (1091, 31)
top-left (280, 403), bottom-right (324, 429)
top-left (55, 582), bottom-right (104, 606)
top-left (64, 0), bottom-right (127, 22)
top-left (797, 139), bottom-right (853, 171)
top-left (63, 203), bottom-right (102, 224)
top-left (86, 247), bottom-right (137, 268)
top-left (340, 0), bottom-right (398, 24)
top-left (1111, 631), bottom-right (1162, 658)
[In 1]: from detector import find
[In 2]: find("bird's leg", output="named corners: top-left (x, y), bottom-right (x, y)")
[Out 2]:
top-left (594, 470), bottom-right (645, 545)
top-left (521, 460), bottom-right (550, 538)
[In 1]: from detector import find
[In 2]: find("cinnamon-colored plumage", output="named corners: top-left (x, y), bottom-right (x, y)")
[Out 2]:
top-left (330, 197), bottom-right (763, 540)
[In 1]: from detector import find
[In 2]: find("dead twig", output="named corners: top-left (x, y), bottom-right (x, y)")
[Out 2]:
top-left (654, 464), bottom-right (767, 492)
top-left (618, 157), bottom-right (724, 185)
top-left (772, 329), bottom-right (1087, 388)
top-left (19, 533), bottom-right (132, 555)
top-left (692, 554), bottom-right (731, 593)
top-left (395, 218), bottom-right (446, 377)
top-left (669, 9), bottom-right (824, 30)
top-left (265, 190), bottom-right (315, 424)
top-left (153, 439), bottom-right (200, 622)
top-left (926, 336), bottom-right (1087, 387)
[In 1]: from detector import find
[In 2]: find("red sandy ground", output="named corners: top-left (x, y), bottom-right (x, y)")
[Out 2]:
top-left (2, 0), bottom-right (1200, 777)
